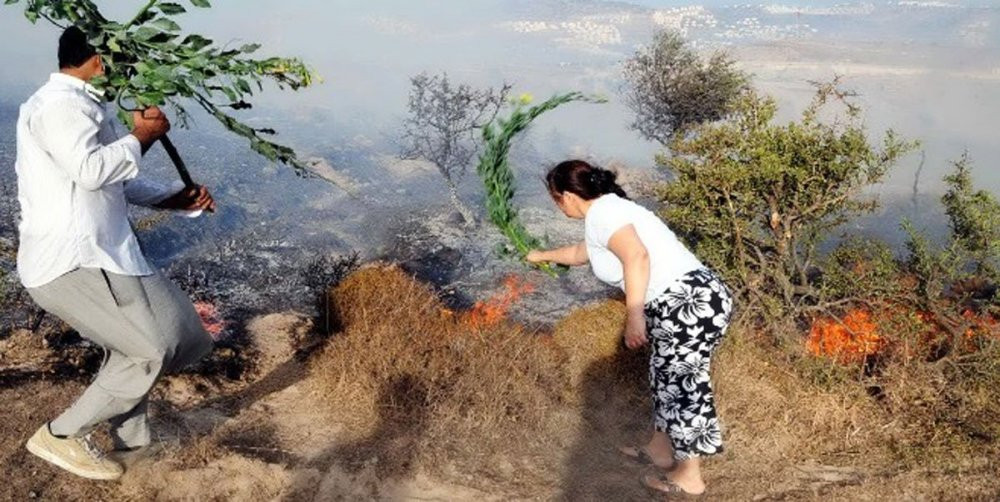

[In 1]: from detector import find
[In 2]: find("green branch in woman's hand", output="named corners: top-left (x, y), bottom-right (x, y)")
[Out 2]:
top-left (476, 92), bottom-right (605, 277)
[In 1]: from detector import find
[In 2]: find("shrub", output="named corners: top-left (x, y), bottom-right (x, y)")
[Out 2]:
top-left (940, 153), bottom-right (1000, 283)
top-left (804, 159), bottom-right (1000, 463)
top-left (622, 30), bottom-right (749, 145)
top-left (659, 81), bottom-right (916, 327)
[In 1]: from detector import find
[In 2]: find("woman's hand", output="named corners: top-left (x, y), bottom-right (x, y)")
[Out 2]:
top-left (527, 243), bottom-right (588, 267)
top-left (526, 250), bottom-right (547, 264)
top-left (623, 312), bottom-right (648, 350)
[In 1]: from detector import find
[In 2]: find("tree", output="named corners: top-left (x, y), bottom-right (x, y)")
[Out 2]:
top-left (402, 72), bottom-right (510, 225)
top-left (659, 80), bottom-right (916, 319)
top-left (622, 30), bottom-right (748, 146)
top-left (6, 0), bottom-right (322, 184)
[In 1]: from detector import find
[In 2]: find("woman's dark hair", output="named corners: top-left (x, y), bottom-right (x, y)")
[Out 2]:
top-left (545, 159), bottom-right (628, 201)
top-left (58, 26), bottom-right (97, 69)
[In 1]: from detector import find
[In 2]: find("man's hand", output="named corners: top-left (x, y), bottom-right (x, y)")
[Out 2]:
top-left (623, 313), bottom-right (648, 350)
top-left (155, 185), bottom-right (216, 213)
top-left (131, 107), bottom-right (170, 153)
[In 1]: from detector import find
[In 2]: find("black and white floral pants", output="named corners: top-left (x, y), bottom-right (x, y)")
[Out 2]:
top-left (644, 267), bottom-right (733, 460)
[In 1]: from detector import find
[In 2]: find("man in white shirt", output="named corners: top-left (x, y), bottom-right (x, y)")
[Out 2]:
top-left (16, 26), bottom-right (216, 481)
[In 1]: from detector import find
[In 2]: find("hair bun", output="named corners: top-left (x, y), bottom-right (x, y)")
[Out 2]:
top-left (546, 159), bottom-right (629, 201)
top-left (592, 168), bottom-right (617, 188)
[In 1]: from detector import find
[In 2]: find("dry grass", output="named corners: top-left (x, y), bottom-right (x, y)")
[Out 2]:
top-left (309, 264), bottom-right (574, 488)
top-left (3, 263), bottom-right (999, 500)
top-left (309, 264), bottom-right (1000, 499)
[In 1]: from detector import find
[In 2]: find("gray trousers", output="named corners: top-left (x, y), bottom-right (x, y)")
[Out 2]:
top-left (27, 267), bottom-right (213, 449)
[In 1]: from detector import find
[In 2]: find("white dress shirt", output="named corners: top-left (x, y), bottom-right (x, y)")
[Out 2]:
top-left (14, 72), bottom-right (180, 288)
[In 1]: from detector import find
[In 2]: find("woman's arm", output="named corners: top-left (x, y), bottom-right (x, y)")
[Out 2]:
top-left (607, 224), bottom-right (651, 349)
top-left (526, 242), bottom-right (588, 266)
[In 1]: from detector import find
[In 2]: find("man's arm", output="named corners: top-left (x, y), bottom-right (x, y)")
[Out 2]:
top-left (124, 177), bottom-right (174, 207)
top-left (36, 100), bottom-right (141, 191)
top-left (36, 103), bottom-right (169, 191)
top-left (130, 107), bottom-right (170, 155)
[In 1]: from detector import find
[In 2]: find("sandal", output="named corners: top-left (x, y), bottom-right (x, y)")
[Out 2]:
top-left (641, 471), bottom-right (704, 500)
top-left (619, 445), bottom-right (673, 469)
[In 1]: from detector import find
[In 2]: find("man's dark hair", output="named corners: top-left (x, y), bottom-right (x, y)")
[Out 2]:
top-left (58, 26), bottom-right (97, 69)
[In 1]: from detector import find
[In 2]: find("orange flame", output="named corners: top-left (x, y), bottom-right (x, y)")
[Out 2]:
top-left (194, 300), bottom-right (227, 341)
top-left (960, 308), bottom-right (999, 342)
top-left (463, 275), bottom-right (535, 330)
top-left (808, 307), bottom-right (998, 363)
top-left (807, 309), bottom-right (885, 363)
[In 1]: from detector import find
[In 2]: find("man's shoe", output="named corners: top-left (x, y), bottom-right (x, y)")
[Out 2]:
top-left (25, 424), bottom-right (124, 481)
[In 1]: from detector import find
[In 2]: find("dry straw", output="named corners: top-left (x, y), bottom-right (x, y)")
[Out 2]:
top-left (309, 264), bottom-right (641, 487)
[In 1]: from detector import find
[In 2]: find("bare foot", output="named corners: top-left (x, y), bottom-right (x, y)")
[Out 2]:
top-left (618, 445), bottom-right (674, 469)
top-left (642, 471), bottom-right (706, 498)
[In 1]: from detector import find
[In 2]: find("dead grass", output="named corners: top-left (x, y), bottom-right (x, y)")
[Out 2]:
top-left (309, 264), bottom-right (1000, 499)
top-left (2, 263), bottom-right (999, 500)
top-left (310, 264), bottom-right (573, 488)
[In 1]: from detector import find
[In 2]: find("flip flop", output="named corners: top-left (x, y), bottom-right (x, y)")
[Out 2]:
top-left (619, 445), bottom-right (673, 469)
top-left (641, 471), bottom-right (704, 500)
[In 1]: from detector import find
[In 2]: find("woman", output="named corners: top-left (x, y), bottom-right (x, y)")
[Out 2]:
top-left (526, 160), bottom-right (733, 497)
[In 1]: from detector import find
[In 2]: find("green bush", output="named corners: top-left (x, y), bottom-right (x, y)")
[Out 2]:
top-left (941, 153), bottom-right (1000, 282)
top-left (658, 81), bottom-right (916, 326)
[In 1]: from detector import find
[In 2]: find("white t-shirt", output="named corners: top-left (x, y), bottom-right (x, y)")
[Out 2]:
top-left (584, 193), bottom-right (704, 304)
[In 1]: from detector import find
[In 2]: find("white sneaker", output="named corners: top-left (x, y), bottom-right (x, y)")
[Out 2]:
top-left (25, 424), bottom-right (124, 481)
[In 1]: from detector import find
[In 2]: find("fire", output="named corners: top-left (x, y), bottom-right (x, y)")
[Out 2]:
top-left (194, 300), bottom-right (227, 341)
top-left (808, 306), bottom-right (998, 364)
top-left (959, 309), bottom-right (1000, 346)
top-left (807, 309), bottom-right (885, 363)
top-left (463, 275), bottom-right (535, 330)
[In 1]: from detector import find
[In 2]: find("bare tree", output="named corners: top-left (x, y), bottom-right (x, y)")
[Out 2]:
top-left (623, 30), bottom-right (749, 146)
top-left (402, 72), bottom-right (511, 225)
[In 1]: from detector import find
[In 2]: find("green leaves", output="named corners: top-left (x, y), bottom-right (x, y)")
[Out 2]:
top-left (190, 0), bottom-right (211, 7)
top-left (158, 2), bottom-right (187, 15)
top-left (659, 80), bottom-right (917, 315)
top-left (182, 34), bottom-right (212, 51)
top-left (476, 92), bottom-right (604, 277)
top-left (133, 25), bottom-right (164, 41)
top-left (941, 153), bottom-right (1000, 278)
top-left (152, 17), bottom-right (181, 32)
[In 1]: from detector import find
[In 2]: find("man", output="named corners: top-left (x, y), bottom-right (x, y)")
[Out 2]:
top-left (14, 26), bottom-right (216, 480)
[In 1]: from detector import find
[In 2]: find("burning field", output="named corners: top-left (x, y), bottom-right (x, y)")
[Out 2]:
top-left (1, 263), bottom-right (998, 500)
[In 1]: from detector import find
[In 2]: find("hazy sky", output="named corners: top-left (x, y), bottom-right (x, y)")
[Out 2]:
top-left (1, 0), bottom-right (998, 218)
